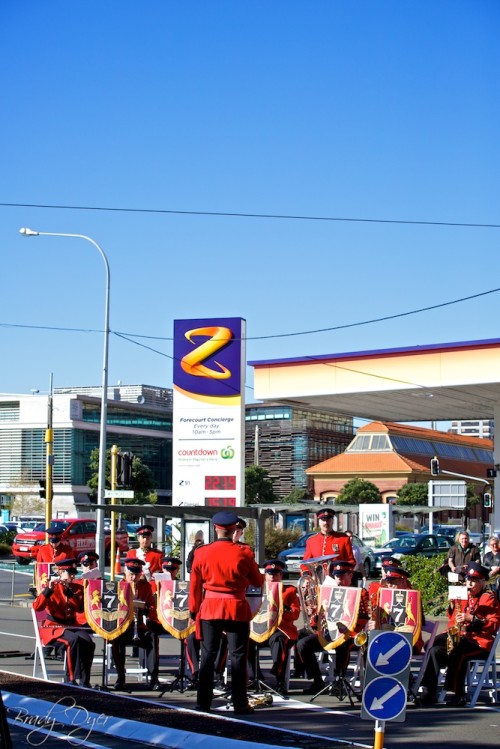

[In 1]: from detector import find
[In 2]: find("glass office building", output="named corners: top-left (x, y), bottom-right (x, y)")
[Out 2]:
top-left (0, 385), bottom-right (172, 516)
top-left (245, 402), bottom-right (353, 498)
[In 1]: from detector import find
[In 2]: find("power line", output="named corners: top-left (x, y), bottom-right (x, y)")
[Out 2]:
top-left (1, 282), bottom-right (499, 342)
top-left (2, 201), bottom-right (500, 228)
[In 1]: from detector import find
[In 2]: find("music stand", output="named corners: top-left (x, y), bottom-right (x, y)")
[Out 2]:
top-left (160, 638), bottom-right (194, 695)
top-left (309, 643), bottom-right (361, 708)
top-left (247, 641), bottom-right (287, 701)
top-left (95, 638), bottom-right (114, 692)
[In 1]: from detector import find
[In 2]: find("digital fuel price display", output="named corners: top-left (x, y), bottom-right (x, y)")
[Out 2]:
top-left (204, 475), bottom-right (237, 491)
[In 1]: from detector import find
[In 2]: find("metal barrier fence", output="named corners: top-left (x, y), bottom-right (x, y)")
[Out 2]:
top-left (0, 560), bottom-right (31, 604)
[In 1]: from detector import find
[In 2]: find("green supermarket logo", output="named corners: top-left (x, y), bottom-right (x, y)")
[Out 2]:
top-left (220, 446), bottom-right (235, 460)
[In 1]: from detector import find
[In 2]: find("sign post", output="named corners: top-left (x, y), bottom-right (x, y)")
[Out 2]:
top-left (427, 480), bottom-right (466, 534)
top-left (361, 630), bottom-right (413, 747)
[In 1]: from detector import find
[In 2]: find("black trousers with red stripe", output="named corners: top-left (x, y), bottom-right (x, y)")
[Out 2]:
top-left (422, 632), bottom-right (489, 697)
top-left (53, 628), bottom-right (95, 684)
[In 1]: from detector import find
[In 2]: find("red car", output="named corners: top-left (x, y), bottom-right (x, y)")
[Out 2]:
top-left (12, 518), bottom-right (129, 565)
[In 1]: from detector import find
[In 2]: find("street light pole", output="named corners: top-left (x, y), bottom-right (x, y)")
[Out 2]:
top-left (20, 228), bottom-right (110, 572)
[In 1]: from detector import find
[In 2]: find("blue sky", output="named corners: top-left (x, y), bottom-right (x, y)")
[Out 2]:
top-left (1, 1), bottom-right (499, 426)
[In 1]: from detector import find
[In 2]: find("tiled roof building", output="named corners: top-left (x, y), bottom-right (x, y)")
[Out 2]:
top-left (307, 421), bottom-right (494, 504)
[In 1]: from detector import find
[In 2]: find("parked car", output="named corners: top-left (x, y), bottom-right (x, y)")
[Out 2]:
top-left (373, 533), bottom-right (451, 574)
top-left (12, 519), bottom-right (129, 565)
top-left (421, 524), bottom-right (462, 541)
top-left (1, 521), bottom-right (19, 533)
top-left (278, 531), bottom-right (376, 577)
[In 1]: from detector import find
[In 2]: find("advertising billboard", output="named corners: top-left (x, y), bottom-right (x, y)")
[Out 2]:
top-left (172, 317), bottom-right (246, 507)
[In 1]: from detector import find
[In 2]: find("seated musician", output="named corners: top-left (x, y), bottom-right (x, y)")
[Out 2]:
top-left (77, 551), bottom-right (101, 578)
top-left (247, 559), bottom-right (300, 695)
top-left (127, 524), bottom-right (163, 580)
top-left (296, 560), bottom-right (369, 695)
top-left (32, 557), bottom-right (95, 687)
top-left (368, 556), bottom-right (403, 608)
top-left (420, 562), bottom-right (500, 706)
top-left (372, 565), bottom-right (424, 654)
top-left (112, 557), bottom-right (161, 691)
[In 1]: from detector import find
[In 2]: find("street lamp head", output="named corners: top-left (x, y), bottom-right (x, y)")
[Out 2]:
top-left (19, 227), bottom-right (39, 236)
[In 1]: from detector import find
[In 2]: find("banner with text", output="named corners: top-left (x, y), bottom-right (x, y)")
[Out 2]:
top-left (172, 317), bottom-right (246, 507)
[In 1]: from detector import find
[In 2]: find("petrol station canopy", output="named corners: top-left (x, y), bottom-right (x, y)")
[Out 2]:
top-left (249, 337), bottom-right (500, 423)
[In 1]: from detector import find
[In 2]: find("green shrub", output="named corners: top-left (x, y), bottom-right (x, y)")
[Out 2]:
top-left (244, 520), bottom-right (302, 559)
top-left (0, 542), bottom-right (12, 557)
top-left (401, 553), bottom-right (449, 616)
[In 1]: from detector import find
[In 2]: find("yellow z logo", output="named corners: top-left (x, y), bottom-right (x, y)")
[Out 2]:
top-left (180, 326), bottom-right (233, 379)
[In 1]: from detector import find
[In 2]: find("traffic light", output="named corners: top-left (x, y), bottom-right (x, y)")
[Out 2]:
top-left (483, 493), bottom-right (492, 508)
top-left (430, 457), bottom-right (440, 476)
top-left (38, 479), bottom-right (46, 499)
top-left (117, 452), bottom-right (133, 486)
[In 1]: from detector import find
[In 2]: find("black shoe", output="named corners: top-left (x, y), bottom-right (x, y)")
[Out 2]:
top-left (214, 675), bottom-right (225, 689)
top-left (233, 705), bottom-right (255, 715)
top-left (448, 695), bottom-right (466, 707)
top-left (420, 693), bottom-right (437, 706)
top-left (149, 680), bottom-right (162, 691)
top-left (248, 680), bottom-right (259, 691)
top-left (113, 679), bottom-right (126, 690)
top-left (81, 682), bottom-right (92, 689)
top-left (291, 669), bottom-right (304, 679)
top-left (303, 681), bottom-right (324, 695)
top-left (195, 704), bottom-right (211, 713)
top-left (275, 682), bottom-right (288, 696)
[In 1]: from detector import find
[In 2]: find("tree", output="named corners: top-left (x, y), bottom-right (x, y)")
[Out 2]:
top-left (283, 487), bottom-right (311, 504)
top-left (396, 483), bottom-right (428, 506)
top-left (335, 478), bottom-right (381, 505)
top-left (244, 465), bottom-right (276, 505)
top-left (88, 447), bottom-right (157, 505)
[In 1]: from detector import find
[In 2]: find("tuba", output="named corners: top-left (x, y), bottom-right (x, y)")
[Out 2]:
top-left (297, 554), bottom-right (336, 631)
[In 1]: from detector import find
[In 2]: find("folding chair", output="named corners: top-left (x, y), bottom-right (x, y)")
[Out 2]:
top-left (466, 628), bottom-right (500, 707)
top-left (409, 619), bottom-right (439, 698)
top-left (31, 608), bottom-right (66, 682)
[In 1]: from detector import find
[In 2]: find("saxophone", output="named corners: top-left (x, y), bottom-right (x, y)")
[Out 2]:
top-left (446, 599), bottom-right (462, 654)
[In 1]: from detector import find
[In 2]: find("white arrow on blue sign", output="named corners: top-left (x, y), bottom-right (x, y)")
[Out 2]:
top-left (367, 631), bottom-right (412, 676)
top-left (362, 676), bottom-right (407, 721)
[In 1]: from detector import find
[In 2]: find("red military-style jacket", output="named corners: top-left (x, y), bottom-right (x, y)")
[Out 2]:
top-left (277, 583), bottom-right (301, 640)
top-left (447, 589), bottom-right (500, 651)
top-left (128, 576), bottom-right (160, 628)
top-left (36, 542), bottom-right (74, 564)
top-left (127, 547), bottom-right (164, 576)
top-left (33, 580), bottom-right (85, 645)
top-left (300, 531), bottom-right (356, 574)
top-left (189, 539), bottom-right (264, 625)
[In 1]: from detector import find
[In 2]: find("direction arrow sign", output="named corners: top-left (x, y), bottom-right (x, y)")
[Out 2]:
top-left (104, 490), bottom-right (134, 499)
top-left (362, 676), bottom-right (407, 721)
top-left (367, 631), bottom-right (412, 676)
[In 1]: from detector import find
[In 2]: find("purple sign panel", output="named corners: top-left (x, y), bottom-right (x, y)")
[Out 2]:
top-left (173, 317), bottom-right (244, 400)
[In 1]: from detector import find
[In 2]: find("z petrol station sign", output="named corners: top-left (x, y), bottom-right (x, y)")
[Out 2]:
top-left (172, 318), bottom-right (246, 507)
top-left (361, 630), bottom-right (412, 723)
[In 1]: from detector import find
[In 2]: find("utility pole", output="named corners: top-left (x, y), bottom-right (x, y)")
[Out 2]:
top-left (45, 374), bottom-right (54, 530)
top-left (110, 445), bottom-right (118, 581)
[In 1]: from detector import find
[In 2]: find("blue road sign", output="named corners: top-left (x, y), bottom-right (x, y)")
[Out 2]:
top-left (362, 676), bottom-right (407, 721)
top-left (367, 631), bottom-right (412, 676)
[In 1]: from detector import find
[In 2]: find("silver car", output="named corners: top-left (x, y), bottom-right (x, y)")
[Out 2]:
top-left (278, 532), bottom-right (376, 577)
